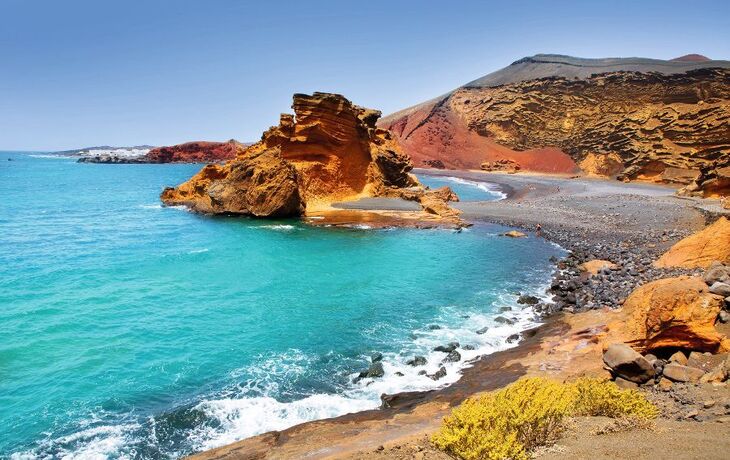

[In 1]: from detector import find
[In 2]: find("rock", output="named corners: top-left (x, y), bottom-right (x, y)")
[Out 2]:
top-left (371, 352), bottom-right (383, 363)
top-left (517, 295), bottom-right (540, 305)
top-left (494, 316), bottom-right (515, 325)
top-left (663, 363), bottom-right (706, 382)
top-left (433, 342), bottom-right (459, 353)
top-left (161, 93), bottom-right (437, 218)
top-left (709, 282), bottom-right (730, 297)
top-left (670, 351), bottom-right (688, 365)
top-left (620, 276), bottom-right (728, 353)
top-left (394, 371), bottom-right (404, 377)
top-left (602, 343), bottom-right (656, 383)
top-left (644, 353), bottom-right (658, 365)
top-left (654, 217), bottom-right (730, 269)
top-left (428, 366), bottom-right (447, 381)
top-left (704, 263), bottom-right (730, 285)
top-left (657, 377), bottom-right (674, 391)
top-left (614, 377), bottom-right (639, 390)
top-left (704, 400), bottom-right (716, 409)
top-left (504, 230), bottom-right (527, 238)
top-left (353, 362), bottom-right (385, 383)
top-left (406, 356), bottom-right (427, 367)
top-left (720, 311), bottom-right (730, 323)
top-left (442, 350), bottom-right (461, 363)
top-left (687, 352), bottom-right (728, 373)
top-left (428, 324), bottom-right (442, 330)
top-left (476, 326), bottom-right (490, 335)
top-left (481, 158), bottom-right (521, 173)
top-left (506, 334), bottom-right (520, 343)
top-left (146, 140), bottom-right (242, 163)
top-left (579, 259), bottom-right (618, 276)
top-left (462, 344), bottom-right (476, 350)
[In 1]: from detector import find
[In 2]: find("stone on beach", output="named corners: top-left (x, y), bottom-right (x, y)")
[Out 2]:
top-left (579, 259), bottom-right (618, 276)
top-left (503, 230), bottom-right (527, 238)
top-left (602, 343), bottom-right (655, 383)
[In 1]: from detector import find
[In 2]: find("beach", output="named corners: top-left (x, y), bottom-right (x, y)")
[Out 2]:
top-left (191, 170), bottom-right (730, 459)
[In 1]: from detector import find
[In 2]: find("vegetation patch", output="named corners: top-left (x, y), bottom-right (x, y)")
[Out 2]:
top-left (431, 377), bottom-right (658, 460)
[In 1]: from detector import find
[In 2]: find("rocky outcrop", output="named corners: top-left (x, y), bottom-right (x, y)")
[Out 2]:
top-left (620, 276), bottom-right (727, 353)
top-left (146, 140), bottom-right (242, 163)
top-left (161, 93), bottom-right (457, 220)
top-left (654, 217), bottom-right (730, 269)
top-left (379, 54), bottom-right (730, 193)
top-left (678, 163), bottom-right (730, 198)
top-left (481, 159), bottom-right (520, 173)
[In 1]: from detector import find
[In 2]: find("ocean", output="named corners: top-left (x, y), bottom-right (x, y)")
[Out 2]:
top-left (0, 152), bottom-right (564, 458)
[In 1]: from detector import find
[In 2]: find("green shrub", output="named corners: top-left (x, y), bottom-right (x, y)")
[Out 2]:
top-left (431, 377), bottom-right (657, 460)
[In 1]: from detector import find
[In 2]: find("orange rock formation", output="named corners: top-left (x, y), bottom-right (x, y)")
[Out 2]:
top-left (146, 140), bottom-right (242, 163)
top-left (654, 217), bottom-right (730, 269)
top-left (618, 276), bottom-right (728, 353)
top-left (161, 93), bottom-right (459, 221)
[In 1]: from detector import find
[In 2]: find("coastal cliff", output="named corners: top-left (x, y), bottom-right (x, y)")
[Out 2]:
top-left (77, 140), bottom-right (242, 164)
top-left (379, 54), bottom-right (730, 195)
top-left (161, 93), bottom-right (459, 221)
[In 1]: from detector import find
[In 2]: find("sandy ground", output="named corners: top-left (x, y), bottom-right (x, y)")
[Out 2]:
top-left (190, 171), bottom-right (729, 460)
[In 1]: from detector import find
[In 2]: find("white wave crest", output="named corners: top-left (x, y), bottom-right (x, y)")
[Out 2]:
top-left (441, 176), bottom-right (507, 200)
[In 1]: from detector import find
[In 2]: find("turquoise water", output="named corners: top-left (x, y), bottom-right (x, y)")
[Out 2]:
top-left (0, 152), bottom-right (563, 459)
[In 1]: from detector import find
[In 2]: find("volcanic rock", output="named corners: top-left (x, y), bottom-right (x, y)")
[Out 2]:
top-left (602, 343), bottom-right (655, 383)
top-left (146, 140), bottom-right (242, 163)
top-left (662, 362), bottom-right (705, 383)
top-left (504, 230), bottom-right (527, 238)
top-left (579, 259), bottom-right (618, 276)
top-left (379, 54), bottom-right (730, 189)
top-left (620, 276), bottom-right (728, 353)
top-left (654, 217), bottom-right (730, 269)
top-left (162, 93), bottom-right (459, 219)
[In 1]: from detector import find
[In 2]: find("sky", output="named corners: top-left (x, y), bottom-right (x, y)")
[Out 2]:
top-left (1, 0), bottom-right (728, 151)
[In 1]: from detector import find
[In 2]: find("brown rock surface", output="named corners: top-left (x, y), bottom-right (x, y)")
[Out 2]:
top-left (379, 55), bottom-right (730, 191)
top-left (654, 217), bottom-right (730, 268)
top-left (161, 93), bottom-right (450, 219)
top-left (619, 276), bottom-right (727, 353)
top-left (579, 259), bottom-right (618, 275)
top-left (146, 140), bottom-right (242, 163)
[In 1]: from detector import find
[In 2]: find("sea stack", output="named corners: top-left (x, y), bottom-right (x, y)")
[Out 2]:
top-left (161, 92), bottom-right (459, 221)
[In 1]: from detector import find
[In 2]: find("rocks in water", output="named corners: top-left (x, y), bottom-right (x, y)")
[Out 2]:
top-left (602, 343), bottom-right (656, 383)
top-left (662, 362), bottom-right (705, 383)
top-left (462, 344), bottom-right (476, 350)
top-left (619, 276), bottom-right (728, 353)
top-left (654, 217), bottom-right (730, 269)
top-left (476, 326), bottom-right (490, 335)
top-left (517, 295), bottom-right (540, 305)
top-left (417, 370), bottom-right (427, 376)
top-left (494, 316), bottom-right (516, 325)
top-left (371, 352), bottom-right (383, 363)
top-left (161, 92), bottom-right (440, 218)
top-left (442, 350), bottom-right (461, 363)
top-left (428, 324), bottom-right (442, 330)
top-left (427, 366), bottom-right (447, 381)
top-left (433, 342), bottom-right (459, 353)
top-left (506, 334), bottom-right (520, 344)
top-left (709, 282), bottom-right (730, 297)
top-left (353, 362), bottom-right (385, 383)
top-left (407, 356), bottom-right (427, 367)
top-left (503, 230), bottom-right (527, 238)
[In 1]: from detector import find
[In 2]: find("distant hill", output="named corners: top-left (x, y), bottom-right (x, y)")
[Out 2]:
top-left (379, 54), bottom-right (730, 192)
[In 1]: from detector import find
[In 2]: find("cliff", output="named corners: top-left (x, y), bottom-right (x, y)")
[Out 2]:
top-left (145, 140), bottom-right (242, 163)
top-left (161, 93), bottom-right (458, 221)
top-left (379, 54), bottom-right (730, 193)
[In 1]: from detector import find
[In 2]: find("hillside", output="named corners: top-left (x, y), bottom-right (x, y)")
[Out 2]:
top-left (379, 54), bottom-right (730, 193)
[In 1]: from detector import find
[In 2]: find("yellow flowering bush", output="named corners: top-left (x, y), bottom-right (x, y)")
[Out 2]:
top-left (431, 377), bottom-right (657, 460)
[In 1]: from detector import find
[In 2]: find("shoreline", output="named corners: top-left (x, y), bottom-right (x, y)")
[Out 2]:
top-left (191, 170), bottom-right (728, 459)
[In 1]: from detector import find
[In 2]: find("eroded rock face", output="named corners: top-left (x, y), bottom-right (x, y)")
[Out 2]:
top-left (161, 93), bottom-right (423, 218)
top-left (654, 217), bottom-right (730, 269)
top-left (146, 140), bottom-right (242, 163)
top-left (620, 276), bottom-right (727, 353)
top-left (379, 55), bottom-right (730, 192)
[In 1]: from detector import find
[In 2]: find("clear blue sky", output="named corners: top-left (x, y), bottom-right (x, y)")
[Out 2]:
top-left (2, 0), bottom-right (728, 151)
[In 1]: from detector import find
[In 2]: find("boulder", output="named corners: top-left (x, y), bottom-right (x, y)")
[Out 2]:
top-left (602, 343), bottom-right (656, 383)
top-left (428, 366), bottom-right (447, 381)
top-left (669, 351), bottom-right (688, 365)
top-left (579, 259), bottom-right (618, 276)
top-left (704, 262), bottom-right (730, 285)
top-left (517, 295), bottom-right (540, 305)
top-left (504, 230), bottom-right (527, 238)
top-left (406, 356), bottom-right (427, 367)
top-left (709, 282), bottom-right (730, 297)
top-left (442, 350), bottom-right (461, 363)
top-left (476, 326), bottom-right (490, 335)
top-left (434, 342), bottom-right (459, 353)
top-left (662, 363), bottom-right (705, 382)
top-left (620, 276), bottom-right (728, 353)
top-left (687, 351), bottom-right (728, 373)
top-left (654, 217), bottom-right (730, 269)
